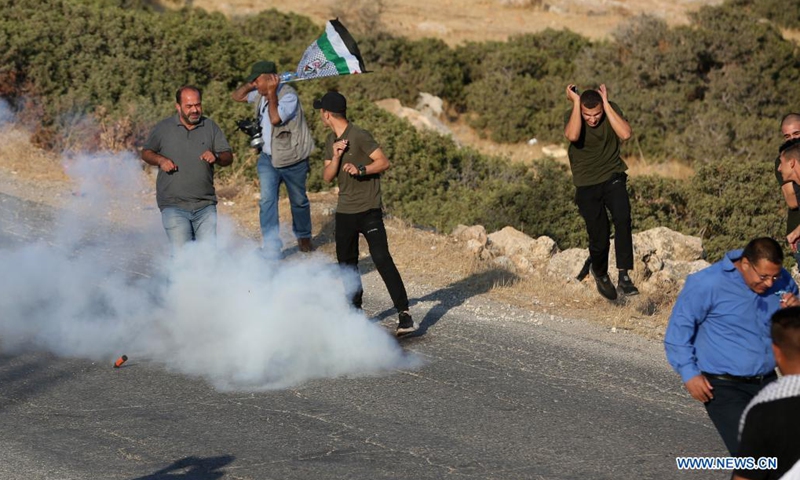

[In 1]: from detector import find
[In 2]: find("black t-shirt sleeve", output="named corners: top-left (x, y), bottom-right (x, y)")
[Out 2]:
top-left (733, 406), bottom-right (772, 480)
top-left (793, 182), bottom-right (800, 206)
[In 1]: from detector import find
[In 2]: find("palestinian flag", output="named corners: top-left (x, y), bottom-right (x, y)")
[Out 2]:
top-left (285, 19), bottom-right (367, 83)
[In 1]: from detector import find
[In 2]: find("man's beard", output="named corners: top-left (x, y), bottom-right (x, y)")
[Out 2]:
top-left (182, 112), bottom-right (201, 125)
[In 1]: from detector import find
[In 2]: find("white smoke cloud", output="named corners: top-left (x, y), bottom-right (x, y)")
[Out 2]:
top-left (0, 98), bottom-right (13, 126)
top-left (0, 150), bottom-right (418, 390)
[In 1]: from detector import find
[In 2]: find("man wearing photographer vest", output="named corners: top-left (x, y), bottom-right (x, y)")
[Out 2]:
top-left (232, 60), bottom-right (315, 256)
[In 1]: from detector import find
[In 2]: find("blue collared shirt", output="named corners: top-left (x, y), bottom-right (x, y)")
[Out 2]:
top-left (247, 86), bottom-right (298, 156)
top-left (664, 249), bottom-right (798, 383)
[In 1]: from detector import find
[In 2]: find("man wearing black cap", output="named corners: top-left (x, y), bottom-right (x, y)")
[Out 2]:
top-left (315, 91), bottom-right (418, 336)
top-left (232, 60), bottom-right (315, 256)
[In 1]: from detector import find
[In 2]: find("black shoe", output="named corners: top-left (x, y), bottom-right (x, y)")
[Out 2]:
top-left (591, 268), bottom-right (618, 300)
top-left (618, 272), bottom-right (639, 296)
top-left (396, 311), bottom-right (419, 336)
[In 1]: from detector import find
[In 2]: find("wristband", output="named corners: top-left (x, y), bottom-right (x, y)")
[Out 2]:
top-left (357, 164), bottom-right (367, 177)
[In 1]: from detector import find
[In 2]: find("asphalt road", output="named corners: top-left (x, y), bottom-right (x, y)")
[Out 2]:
top-left (0, 192), bottom-right (727, 480)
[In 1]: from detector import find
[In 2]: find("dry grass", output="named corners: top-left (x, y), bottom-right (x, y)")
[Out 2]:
top-left (0, 127), bottom-right (71, 200)
top-left (176, 0), bottom-right (723, 45)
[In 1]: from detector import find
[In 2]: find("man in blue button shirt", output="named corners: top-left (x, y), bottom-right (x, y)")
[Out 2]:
top-left (665, 237), bottom-right (800, 454)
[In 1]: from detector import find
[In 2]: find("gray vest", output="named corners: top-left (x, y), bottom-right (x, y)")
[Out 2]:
top-left (255, 85), bottom-right (314, 168)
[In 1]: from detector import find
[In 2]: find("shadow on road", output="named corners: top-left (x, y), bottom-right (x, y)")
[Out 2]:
top-left (131, 455), bottom-right (235, 480)
top-left (375, 267), bottom-right (520, 336)
top-left (0, 353), bottom-right (72, 413)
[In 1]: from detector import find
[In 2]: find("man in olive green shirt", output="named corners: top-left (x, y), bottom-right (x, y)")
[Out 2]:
top-left (775, 114), bottom-right (800, 264)
top-left (316, 91), bottom-right (418, 337)
top-left (564, 84), bottom-right (637, 300)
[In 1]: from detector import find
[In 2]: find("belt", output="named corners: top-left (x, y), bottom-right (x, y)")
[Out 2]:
top-left (702, 371), bottom-right (777, 385)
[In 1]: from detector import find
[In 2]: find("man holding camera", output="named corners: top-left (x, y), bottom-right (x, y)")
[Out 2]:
top-left (142, 85), bottom-right (233, 250)
top-left (232, 60), bottom-right (314, 255)
top-left (316, 91), bottom-right (418, 337)
top-left (564, 84), bottom-right (637, 300)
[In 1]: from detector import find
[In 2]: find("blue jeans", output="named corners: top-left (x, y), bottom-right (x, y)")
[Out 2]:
top-left (161, 204), bottom-right (217, 250)
top-left (256, 153), bottom-right (312, 252)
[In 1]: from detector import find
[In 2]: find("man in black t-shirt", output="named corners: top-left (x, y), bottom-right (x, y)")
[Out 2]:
top-left (733, 307), bottom-right (800, 480)
top-left (316, 91), bottom-right (418, 337)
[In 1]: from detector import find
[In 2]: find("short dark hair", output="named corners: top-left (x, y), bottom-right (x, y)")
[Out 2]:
top-left (771, 307), bottom-right (800, 360)
top-left (781, 113), bottom-right (800, 129)
top-left (580, 90), bottom-right (603, 109)
top-left (742, 237), bottom-right (784, 266)
top-left (328, 111), bottom-right (346, 120)
top-left (175, 85), bottom-right (202, 105)
top-left (780, 138), bottom-right (800, 162)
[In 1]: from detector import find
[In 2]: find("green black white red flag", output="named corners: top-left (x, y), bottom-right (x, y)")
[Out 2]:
top-left (280, 19), bottom-right (367, 83)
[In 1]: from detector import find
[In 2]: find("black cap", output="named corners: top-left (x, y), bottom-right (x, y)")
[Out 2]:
top-left (313, 91), bottom-right (347, 114)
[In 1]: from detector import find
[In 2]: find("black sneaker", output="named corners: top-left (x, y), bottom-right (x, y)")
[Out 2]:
top-left (618, 271), bottom-right (640, 296)
top-left (591, 268), bottom-right (618, 300)
top-left (396, 311), bottom-right (419, 336)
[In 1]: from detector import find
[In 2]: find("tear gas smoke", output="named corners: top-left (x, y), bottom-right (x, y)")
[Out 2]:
top-left (0, 98), bottom-right (13, 126)
top-left (0, 146), bottom-right (418, 390)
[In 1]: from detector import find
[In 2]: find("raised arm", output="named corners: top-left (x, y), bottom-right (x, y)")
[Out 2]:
top-left (598, 84), bottom-right (632, 141)
top-left (323, 139), bottom-right (348, 183)
top-left (564, 84), bottom-right (582, 143)
top-left (231, 81), bottom-right (256, 103)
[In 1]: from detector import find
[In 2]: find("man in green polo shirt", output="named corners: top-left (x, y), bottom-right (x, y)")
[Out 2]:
top-left (315, 91), bottom-right (418, 337)
top-left (564, 84), bottom-right (637, 300)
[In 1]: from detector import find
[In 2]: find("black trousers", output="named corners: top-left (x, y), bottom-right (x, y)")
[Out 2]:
top-left (335, 209), bottom-right (409, 313)
top-left (703, 374), bottom-right (776, 455)
top-left (574, 173), bottom-right (634, 275)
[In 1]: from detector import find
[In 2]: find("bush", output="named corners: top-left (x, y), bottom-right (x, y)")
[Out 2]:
top-left (683, 157), bottom-right (785, 261)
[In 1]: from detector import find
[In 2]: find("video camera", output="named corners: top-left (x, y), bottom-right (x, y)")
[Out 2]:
top-left (236, 118), bottom-right (265, 150)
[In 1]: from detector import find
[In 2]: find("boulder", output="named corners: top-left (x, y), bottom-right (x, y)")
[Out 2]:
top-left (541, 144), bottom-right (568, 158)
top-left (547, 248), bottom-right (590, 280)
top-left (608, 226), bottom-right (705, 276)
top-left (452, 224), bottom-right (488, 246)
top-left (374, 98), bottom-right (452, 137)
top-left (415, 92), bottom-right (445, 118)
top-left (487, 226), bottom-right (558, 271)
top-left (493, 255), bottom-right (516, 272)
top-left (634, 227), bottom-right (704, 262)
top-left (466, 238), bottom-right (485, 255)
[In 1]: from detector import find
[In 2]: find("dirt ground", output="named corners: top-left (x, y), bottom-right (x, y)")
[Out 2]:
top-left (186, 0), bottom-right (723, 45)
